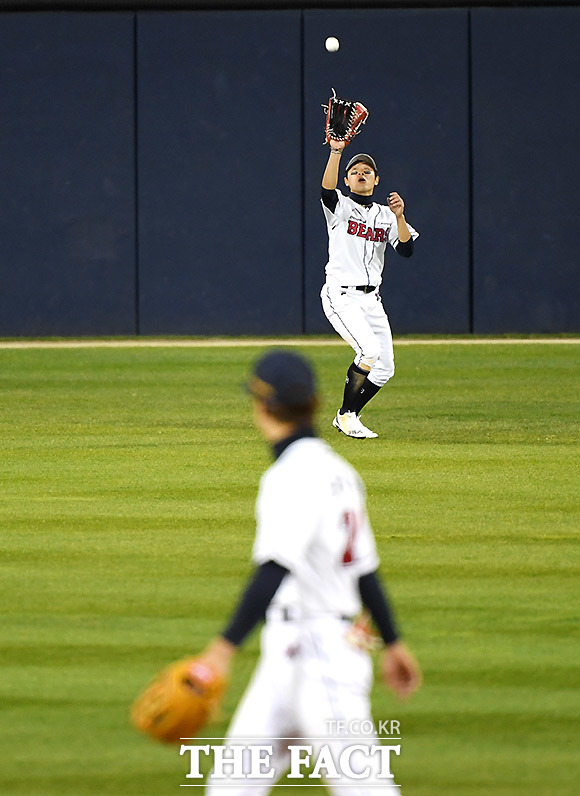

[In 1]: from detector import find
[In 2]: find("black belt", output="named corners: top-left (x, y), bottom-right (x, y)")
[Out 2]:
top-left (341, 285), bottom-right (377, 294)
top-left (280, 607), bottom-right (352, 622)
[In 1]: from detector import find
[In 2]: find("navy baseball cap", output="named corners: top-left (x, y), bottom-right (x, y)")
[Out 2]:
top-left (345, 153), bottom-right (378, 175)
top-left (247, 350), bottom-right (317, 408)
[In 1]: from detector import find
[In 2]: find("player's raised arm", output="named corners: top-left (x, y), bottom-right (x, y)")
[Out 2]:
top-left (322, 138), bottom-right (346, 189)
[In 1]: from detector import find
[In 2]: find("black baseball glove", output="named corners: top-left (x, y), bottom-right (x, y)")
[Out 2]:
top-left (322, 88), bottom-right (369, 145)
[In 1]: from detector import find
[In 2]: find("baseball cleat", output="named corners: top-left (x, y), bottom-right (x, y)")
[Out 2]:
top-left (333, 411), bottom-right (377, 439)
top-left (355, 416), bottom-right (378, 438)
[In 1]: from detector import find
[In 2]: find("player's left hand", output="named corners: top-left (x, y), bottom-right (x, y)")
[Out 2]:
top-left (329, 137), bottom-right (347, 152)
top-left (380, 641), bottom-right (422, 700)
top-left (387, 192), bottom-right (405, 218)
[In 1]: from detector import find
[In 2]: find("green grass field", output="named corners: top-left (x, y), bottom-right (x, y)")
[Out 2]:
top-left (1, 339), bottom-right (578, 795)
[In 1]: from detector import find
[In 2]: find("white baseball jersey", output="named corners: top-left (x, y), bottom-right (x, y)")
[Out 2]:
top-left (252, 436), bottom-right (379, 620)
top-left (206, 436), bottom-right (403, 795)
top-left (321, 190), bottom-right (419, 288)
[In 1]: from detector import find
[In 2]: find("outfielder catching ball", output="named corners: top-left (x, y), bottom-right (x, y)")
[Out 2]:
top-left (196, 349), bottom-right (421, 794)
top-left (320, 97), bottom-right (419, 439)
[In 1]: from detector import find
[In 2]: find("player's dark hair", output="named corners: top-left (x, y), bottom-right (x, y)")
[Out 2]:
top-left (263, 396), bottom-right (319, 425)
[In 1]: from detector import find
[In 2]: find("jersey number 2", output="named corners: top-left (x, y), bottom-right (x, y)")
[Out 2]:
top-left (342, 510), bottom-right (357, 564)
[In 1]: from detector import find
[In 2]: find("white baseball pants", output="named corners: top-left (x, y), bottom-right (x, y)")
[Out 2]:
top-left (320, 282), bottom-right (395, 387)
top-left (205, 616), bottom-right (402, 795)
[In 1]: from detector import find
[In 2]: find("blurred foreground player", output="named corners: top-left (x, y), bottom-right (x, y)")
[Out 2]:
top-left (199, 349), bottom-right (421, 794)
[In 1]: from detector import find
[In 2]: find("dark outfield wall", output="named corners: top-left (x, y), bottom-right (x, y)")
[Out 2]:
top-left (0, 7), bottom-right (578, 336)
top-left (137, 11), bottom-right (302, 335)
top-left (0, 14), bottom-right (136, 336)
top-left (471, 8), bottom-right (580, 333)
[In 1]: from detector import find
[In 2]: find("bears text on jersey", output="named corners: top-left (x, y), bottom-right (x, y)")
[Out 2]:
top-left (347, 220), bottom-right (386, 242)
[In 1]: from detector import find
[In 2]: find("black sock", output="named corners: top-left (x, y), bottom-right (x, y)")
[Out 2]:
top-left (340, 362), bottom-right (369, 413)
top-left (351, 378), bottom-right (381, 415)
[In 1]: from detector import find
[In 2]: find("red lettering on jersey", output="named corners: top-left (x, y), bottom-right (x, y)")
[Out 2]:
top-left (342, 510), bottom-right (358, 564)
top-left (347, 221), bottom-right (386, 243)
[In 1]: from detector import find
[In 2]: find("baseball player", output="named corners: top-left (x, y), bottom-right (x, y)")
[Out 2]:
top-left (321, 138), bottom-right (419, 439)
top-left (199, 349), bottom-right (421, 794)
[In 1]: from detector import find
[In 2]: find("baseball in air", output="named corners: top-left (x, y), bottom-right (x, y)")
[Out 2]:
top-left (325, 37), bottom-right (340, 53)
